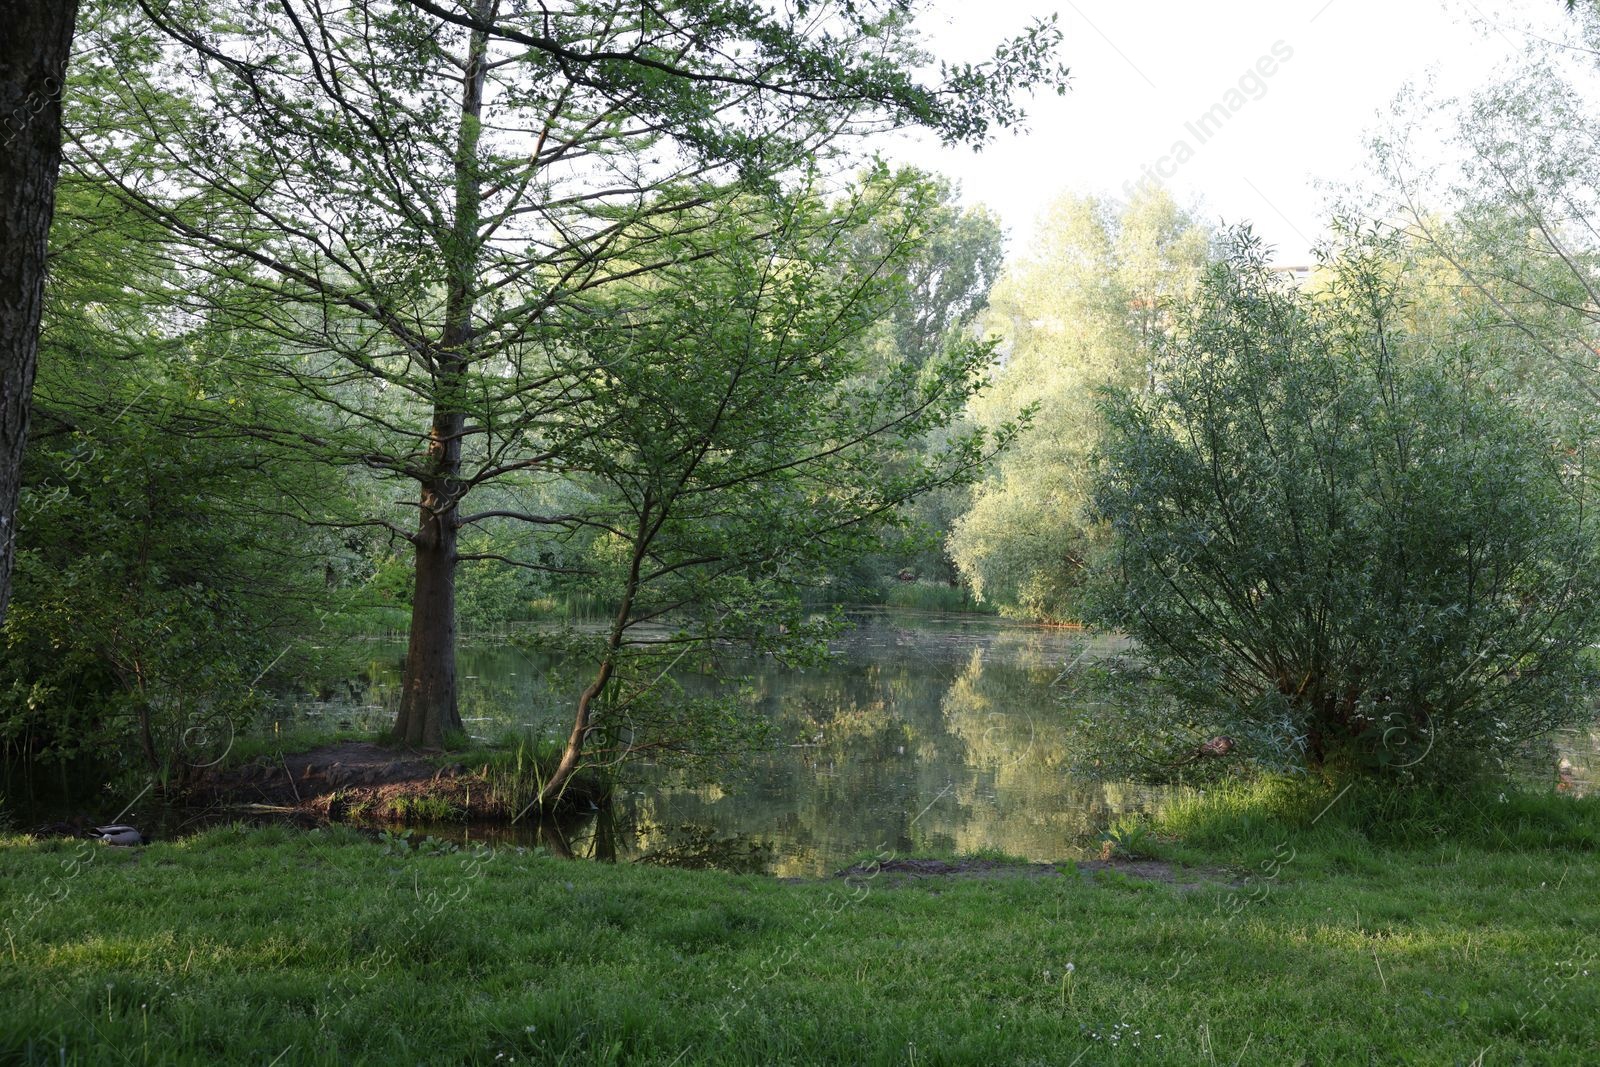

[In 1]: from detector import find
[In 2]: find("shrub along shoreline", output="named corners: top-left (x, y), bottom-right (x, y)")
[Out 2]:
top-left (2, 782), bottom-right (1597, 1064)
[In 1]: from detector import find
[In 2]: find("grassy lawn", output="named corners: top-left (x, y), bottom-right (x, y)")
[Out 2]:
top-left (2, 786), bottom-right (1598, 1065)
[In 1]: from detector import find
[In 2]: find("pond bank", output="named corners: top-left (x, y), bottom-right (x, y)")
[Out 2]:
top-left (194, 740), bottom-right (604, 823)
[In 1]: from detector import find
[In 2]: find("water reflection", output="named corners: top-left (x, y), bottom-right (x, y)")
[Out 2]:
top-left (283, 614), bottom-right (1176, 876)
top-left (271, 614), bottom-right (1600, 875)
top-left (15, 613), bottom-right (1592, 875)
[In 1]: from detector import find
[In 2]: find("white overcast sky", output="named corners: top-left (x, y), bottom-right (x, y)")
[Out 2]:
top-left (887, 0), bottom-right (1571, 264)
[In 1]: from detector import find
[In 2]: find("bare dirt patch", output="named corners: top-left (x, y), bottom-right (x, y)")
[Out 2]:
top-left (830, 856), bottom-right (1237, 891)
top-left (197, 741), bottom-right (487, 820)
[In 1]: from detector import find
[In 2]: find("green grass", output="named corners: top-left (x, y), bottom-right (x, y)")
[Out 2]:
top-left (839, 844), bottom-right (1035, 868)
top-left (877, 581), bottom-right (995, 614)
top-left (383, 794), bottom-right (469, 823)
top-left (2, 786), bottom-right (1599, 1063)
top-left (219, 724), bottom-right (381, 768)
top-left (432, 730), bottom-right (612, 817)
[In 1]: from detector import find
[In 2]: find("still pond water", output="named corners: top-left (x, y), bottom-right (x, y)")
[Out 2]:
top-left (285, 611), bottom-right (1598, 877)
top-left (301, 612), bottom-right (1179, 877)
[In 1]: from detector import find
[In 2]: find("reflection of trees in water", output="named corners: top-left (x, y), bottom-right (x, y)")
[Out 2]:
top-left (1562, 726), bottom-right (1600, 794)
top-left (936, 638), bottom-right (1171, 860)
top-left (625, 653), bottom-right (955, 876)
top-left (1517, 723), bottom-right (1600, 796)
top-left (349, 623), bottom-right (1179, 877)
top-left (619, 626), bottom-right (1169, 876)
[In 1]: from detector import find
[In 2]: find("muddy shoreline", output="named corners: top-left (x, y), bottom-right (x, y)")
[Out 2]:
top-left (191, 740), bottom-right (595, 822)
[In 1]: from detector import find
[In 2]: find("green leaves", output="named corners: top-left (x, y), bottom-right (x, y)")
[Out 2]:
top-left (533, 171), bottom-right (1001, 778)
top-left (0, 176), bottom-right (360, 775)
top-left (1087, 228), bottom-right (1600, 784)
top-left (948, 186), bottom-right (1213, 620)
top-left (53, 0), bottom-right (1069, 758)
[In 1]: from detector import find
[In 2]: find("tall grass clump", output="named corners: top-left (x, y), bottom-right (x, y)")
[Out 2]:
top-left (880, 581), bottom-right (993, 614)
top-left (1154, 776), bottom-right (1600, 865)
top-left (466, 730), bottom-right (611, 818)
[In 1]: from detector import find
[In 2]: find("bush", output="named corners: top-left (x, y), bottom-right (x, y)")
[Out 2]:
top-left (1085, 230), bottom-right (1600, 784)
top-left (0, 396), bottom-right (338, 780)
top-left (0, 180), bottom-right (359, 780)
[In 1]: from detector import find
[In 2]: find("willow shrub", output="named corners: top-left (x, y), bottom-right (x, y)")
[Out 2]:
top-left (1084, 231), bottom-right (1600, 785)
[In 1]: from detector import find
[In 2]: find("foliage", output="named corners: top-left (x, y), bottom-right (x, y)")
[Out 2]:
top-left (453, 532), bottom-right (558, 630)
top-left (1364, 7), bottom-right (1600, 437)
top-left (524, 171), bottom-right (1019, 801)
top-left (66, 0), bottom-right (1069, 745)
top-left (1096, 816), bottom-right (1153, 860)
top-left (831, 175), bottom-right (1005, 596)
top-left (1050, 640), bottom-right (1252, 787)
top-left (879, 580), bottom-right (992, 614)
top-left (856, 174), bottom-right (1007, 380)
top-left (949, 185), bottom-right (1213, 620)
top-left (0, 179), bottom-right (354, 779)
top-left (1086, 229), bottom-right (1600, 784)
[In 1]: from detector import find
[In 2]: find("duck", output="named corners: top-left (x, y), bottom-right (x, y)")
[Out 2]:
top-left (1557, 758), bottom-right (1578, 793)
top-left (87, 825), bottom-right (143, 847)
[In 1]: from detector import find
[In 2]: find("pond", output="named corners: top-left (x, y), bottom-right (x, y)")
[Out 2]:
top-left (13, 611), bottom-right (1591, 876)
top-left (291, 612), bottom-right (1179, 877)
top-left (291, 611), bottom-right (1600, 875)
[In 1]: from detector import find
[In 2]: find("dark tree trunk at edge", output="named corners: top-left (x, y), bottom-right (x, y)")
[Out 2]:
top-left (0, 0), bottom-right (79, 629)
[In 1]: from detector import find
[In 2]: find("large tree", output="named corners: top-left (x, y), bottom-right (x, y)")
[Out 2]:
top-left (829, 175), bottom-right (1004, 594)
top-left (1366, 5), bottom-right (1600, 434)
top-left (947, 185), bottom-right (1211, 619)
top-left (71, 0), bottom-right (1068, 747)
top-left (0, 0), bottom-right (80, 630)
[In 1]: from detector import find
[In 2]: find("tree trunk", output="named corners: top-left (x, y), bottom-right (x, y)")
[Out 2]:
top-left (0, 0), bottom-right (79, 629)
top-left (539, 651), bottom-right (614, 803)
top-left (391, 0), bottom-right (493, 747)
top-left (393, 466), bottom-right (463, 747)
top-left (535, 502), bottom-right (652, 807)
